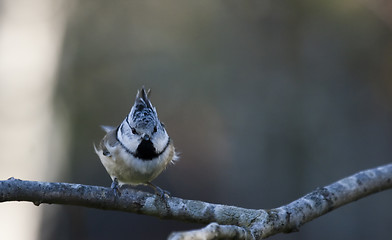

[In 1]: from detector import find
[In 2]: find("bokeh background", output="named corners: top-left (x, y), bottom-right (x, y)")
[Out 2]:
top-left (1, 0), bottom-right (392, 239)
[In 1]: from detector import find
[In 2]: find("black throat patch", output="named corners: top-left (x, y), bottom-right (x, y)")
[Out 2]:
top-left (116, 126), bottom-right (171, 161)
top-left (135, 139), bottom-right (159, 160)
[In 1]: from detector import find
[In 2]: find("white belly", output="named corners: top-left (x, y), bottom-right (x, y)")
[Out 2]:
top-left (96, 143), bottom-right (175, 186)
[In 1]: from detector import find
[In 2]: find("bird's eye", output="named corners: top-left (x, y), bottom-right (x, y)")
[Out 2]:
top-left (153, 126), bottom-right (157, 133)
top-left (131, 127), bottom-right (137, 135)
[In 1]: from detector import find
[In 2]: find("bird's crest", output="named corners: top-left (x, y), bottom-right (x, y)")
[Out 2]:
top-left (131, 87), bottom-right (157, 129)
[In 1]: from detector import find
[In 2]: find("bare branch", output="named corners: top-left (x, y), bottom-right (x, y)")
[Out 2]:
top-left (0, 177), bottom-right (259, 225)
top-left (0, 163), bottom-right (391, 239)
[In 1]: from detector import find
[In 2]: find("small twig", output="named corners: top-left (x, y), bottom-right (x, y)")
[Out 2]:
top-left (168, 222), bottom-right (251, 240)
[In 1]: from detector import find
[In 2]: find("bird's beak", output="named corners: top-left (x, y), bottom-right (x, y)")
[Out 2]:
top-left (143, 134), bottom-right (150, 141)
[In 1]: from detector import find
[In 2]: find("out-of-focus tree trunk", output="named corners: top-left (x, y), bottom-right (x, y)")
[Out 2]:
top-left (0, 0), bottom-right (69, 239)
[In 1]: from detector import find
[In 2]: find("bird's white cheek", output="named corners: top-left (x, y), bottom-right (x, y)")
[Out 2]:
top-left (152, 133), bottom-right (169, 152)
top-left (118, 136), bottom-right (140, 152)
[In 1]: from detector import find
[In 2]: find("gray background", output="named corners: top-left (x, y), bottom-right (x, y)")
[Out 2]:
top-left (33, 1), bottom-right (392, 239)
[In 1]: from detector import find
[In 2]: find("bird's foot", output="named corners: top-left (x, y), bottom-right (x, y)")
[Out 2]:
top-left (147, 182), bottom-right (170, 199)
top-left (111, 178), bottom-right (121, 197)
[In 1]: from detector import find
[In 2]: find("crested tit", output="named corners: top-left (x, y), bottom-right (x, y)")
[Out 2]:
top-left (94, 87), bottom-right (178, 197)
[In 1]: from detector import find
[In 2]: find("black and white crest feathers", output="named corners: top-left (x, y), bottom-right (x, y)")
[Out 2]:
top-left (135, 87), bottom-right (152, 109)
top-left (131, 87), bottom-right (158, 129)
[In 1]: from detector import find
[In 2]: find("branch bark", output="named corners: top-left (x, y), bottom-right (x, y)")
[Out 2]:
top-left (1, 163), bottom-right (391, 239)
top-left (169, 223), bottom-right (250, 240)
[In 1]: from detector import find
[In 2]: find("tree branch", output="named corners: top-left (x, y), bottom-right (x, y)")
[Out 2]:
top-left (1, 163), bottom-right (391, 239)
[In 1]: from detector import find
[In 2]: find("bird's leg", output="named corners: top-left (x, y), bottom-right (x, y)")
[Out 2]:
top-left (111, 178), bottom-right (121, 197)
top-left (147, 182), bottom-right (170, 199)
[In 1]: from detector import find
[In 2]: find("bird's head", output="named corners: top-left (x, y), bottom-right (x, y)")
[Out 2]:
top-left (123, 87), bottom-right (169, 159)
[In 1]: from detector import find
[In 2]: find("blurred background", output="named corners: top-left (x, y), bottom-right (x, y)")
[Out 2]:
top-left (1, 0), bottom-right (392, 239)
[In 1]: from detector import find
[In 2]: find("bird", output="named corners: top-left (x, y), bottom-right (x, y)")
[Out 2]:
top-left (94, 87), bottom-right (178, 197)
